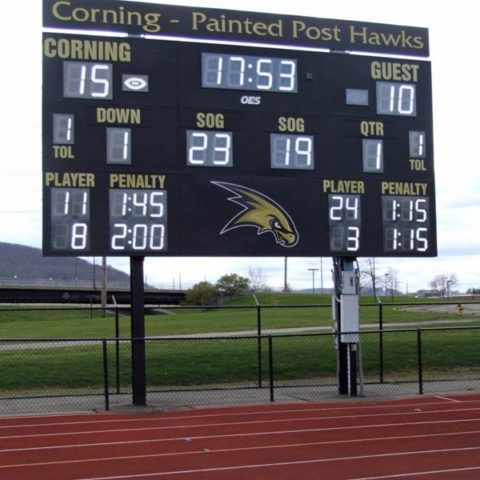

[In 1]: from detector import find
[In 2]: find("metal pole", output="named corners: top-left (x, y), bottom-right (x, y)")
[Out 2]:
top-left (131, 256), bottom-right (146, 406)
top-left (256, 302), bottom-right (262, 388)
top-left (308, 268), bottom-right (319, 294)
top-left (268, 336), bottom-right (274, 402)
top-left (417, 329), bottom-right (423, 395)
top-left (379, 302), bottom-right (384, 383)
top-left (115, 307), bottom-right (120, 394)
top-left (320, 258), bottom-right (324, 294)
top-left (101, 256), bottom-right (107, 317)
top-left (102, 339), bottom-right (110, 411)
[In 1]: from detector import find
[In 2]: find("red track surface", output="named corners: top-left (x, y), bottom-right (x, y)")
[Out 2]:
top-left (1, 393), bottom-right (480, 479)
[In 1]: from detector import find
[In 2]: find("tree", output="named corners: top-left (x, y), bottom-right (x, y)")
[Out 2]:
top-left (383, 267), bottom-right (400, 300)
top-left (184, 281), bottom-right (217, 305)
top-left (248, 267), bottom-right (269, 291)
top-left (359, 258), bottom-right (378, 297)
top-left (429, 273), bottom-right (458, 297)
top-left (216, 273), bottom-right (250, 299)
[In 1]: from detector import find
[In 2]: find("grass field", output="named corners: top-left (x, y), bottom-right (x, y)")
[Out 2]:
top-left (0, 293), bottom-right (479, 395)
top-left (0, 293), bottom-right (477, 339)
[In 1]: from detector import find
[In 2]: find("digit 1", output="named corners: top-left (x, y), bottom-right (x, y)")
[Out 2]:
top-left (389, 84), bottom-right (395, 113)
top-left (283, 137), bottom-right (291, 166)
top-left (408, 200), bottom-right (414, 221)
top-left (71, 190), bottom-right (88, 216)
top-left (211, 55), bottom-right (223, 86)
top-left (53, 114), bottom-right (74, 145)
top-left (121, 192), bottom-right (128, 216)
top-left (391, 200), bottom-right (398, 221)
top-left (409, 131), bottom-right (426, 158)
top-left (77, 64), bottom-right (87, 96)
top-left (53, 189), bottom-right (70, 216)
top-left (385, 227), bottom-right (398, 251)
top-left (107, 128), bottom-right (131, 164)
top-left (122, 131), bottom-right (129, 160)
top-left (418, 133), bottom-right (425, 156)
top-left (408, 228), bottom-right (415, 250)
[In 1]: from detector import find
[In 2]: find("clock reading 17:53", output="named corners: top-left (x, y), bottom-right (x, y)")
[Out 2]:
top-left (202, 53), bottom-right (297, 92)
top-left (109, 189), bottom-right (168, 253)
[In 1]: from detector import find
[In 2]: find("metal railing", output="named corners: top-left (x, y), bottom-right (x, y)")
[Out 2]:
top-left (1, 323), bottom-right (479, 414)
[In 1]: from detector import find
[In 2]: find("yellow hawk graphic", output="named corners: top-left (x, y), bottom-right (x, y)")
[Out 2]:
top-left (212, 181), bottom-right (299, 248)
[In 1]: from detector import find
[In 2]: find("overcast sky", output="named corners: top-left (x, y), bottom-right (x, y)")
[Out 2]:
top-left (0, 0), bottom-right (479, 293)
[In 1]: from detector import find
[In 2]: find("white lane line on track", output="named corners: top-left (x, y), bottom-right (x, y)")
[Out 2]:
top-left (1, 397), bottom-right (479, 430)
top-left (64, 446), bottom-right (480, 480)
top-left (435, 395), bottom-right (462, 403)
top-left (2, 428), bottom-right (480, 471)
top-left (1, 407), bottom-right (480, 441)
top-left (1, 420), bottom-right (480, 453)
top-left (347, 465), bottom-right (480, 479)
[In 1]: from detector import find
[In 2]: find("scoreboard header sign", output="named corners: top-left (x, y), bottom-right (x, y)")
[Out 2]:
top-left (42, 1), bottom-right (436, 258)
top-left (43, 0), bottom-right (429, 57)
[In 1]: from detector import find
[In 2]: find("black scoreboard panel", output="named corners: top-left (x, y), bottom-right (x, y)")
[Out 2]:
top-left (43, 32), bottom-right (436, 257)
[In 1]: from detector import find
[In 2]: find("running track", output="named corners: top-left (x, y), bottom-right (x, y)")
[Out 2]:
top-left (1, 393), bottom-right (480, 479)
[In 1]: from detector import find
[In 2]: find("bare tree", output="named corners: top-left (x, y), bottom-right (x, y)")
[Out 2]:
top-left (248, 267), bottom-right (269, 292)
top-left (358, 258), bottom-right (378, 297)
top-left (429, 273), bottom-right (458, 297)
top-left (383, 267), bottom-right (401, 300)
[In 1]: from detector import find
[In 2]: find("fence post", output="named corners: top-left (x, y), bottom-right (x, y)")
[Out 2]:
top-left (102, 339), bottom-right (110, 411)
top-left (379, 302), bottom-right (384, 383)
top-left (257, 304), bottom-right (262, 388)
top-left (268, 335), bottom-right (274, 402)
top-left (115, 307), bottom-right (120, 394)
top-left (417, 329), bottom-right (423, 395)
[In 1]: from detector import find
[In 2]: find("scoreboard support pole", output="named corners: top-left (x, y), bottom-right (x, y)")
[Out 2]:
top-left (130, 256), bottom-right (147, 406)
top-left (333, 257), bottom-right (360, 396)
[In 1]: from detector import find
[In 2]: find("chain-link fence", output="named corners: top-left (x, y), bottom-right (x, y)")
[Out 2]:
top-left (0, 302), bottom-right (479, 413)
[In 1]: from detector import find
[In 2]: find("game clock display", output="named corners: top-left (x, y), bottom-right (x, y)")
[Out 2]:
top-left (202, 53), bottom-right (297, 92)
top-left (42, 31), bottom-right (436, 257)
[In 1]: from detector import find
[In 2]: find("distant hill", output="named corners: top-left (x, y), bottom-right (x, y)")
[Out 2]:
top-left (0, 242), bottom-right (130, 286)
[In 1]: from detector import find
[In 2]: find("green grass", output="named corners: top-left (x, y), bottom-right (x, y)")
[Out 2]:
top-left (1, 293), bottom-right (476, 340)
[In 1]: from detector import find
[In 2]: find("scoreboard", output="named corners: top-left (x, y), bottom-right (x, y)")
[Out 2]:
top-left (42, 15), bottom-right (436, 258)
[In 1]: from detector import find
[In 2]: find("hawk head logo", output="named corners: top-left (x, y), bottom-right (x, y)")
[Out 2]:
top-left (212, 181), bottom-right (299, 248)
